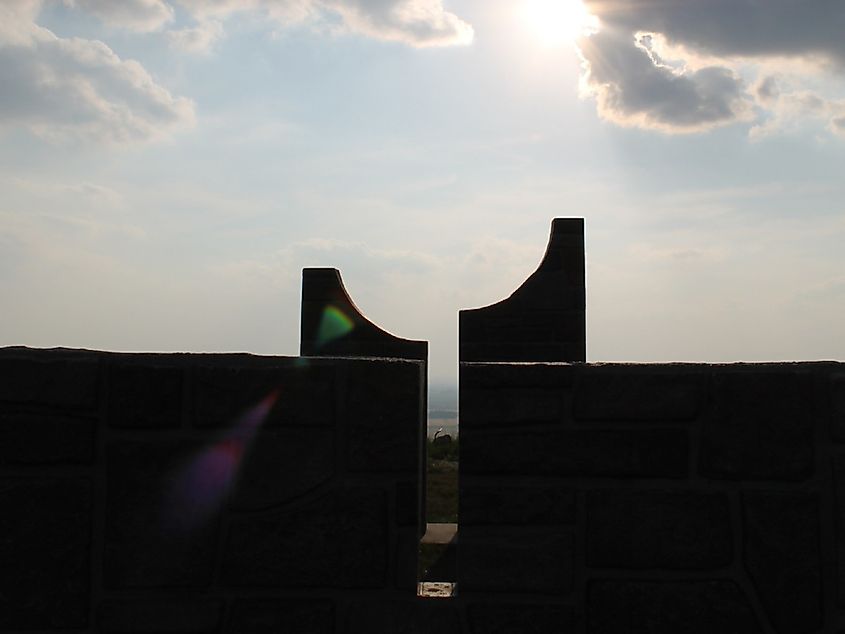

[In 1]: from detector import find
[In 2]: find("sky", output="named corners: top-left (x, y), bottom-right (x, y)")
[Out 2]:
top-left (2, 0), bottom-right (845, 386)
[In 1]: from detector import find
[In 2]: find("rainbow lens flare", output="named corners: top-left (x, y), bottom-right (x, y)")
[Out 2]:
top-left (161, 389), bottom-right (278, 532)
top-left (316, 305), bottom-right (354, 348)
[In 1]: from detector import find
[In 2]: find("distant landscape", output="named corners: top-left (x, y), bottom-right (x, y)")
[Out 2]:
top-left (428, 383), bottom-right (458, 437)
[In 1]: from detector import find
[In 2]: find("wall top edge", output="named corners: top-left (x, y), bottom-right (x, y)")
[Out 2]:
top-left (460, 360), bottom-right (845, 369)
top-left (0, 346), bottom-right (424, 367)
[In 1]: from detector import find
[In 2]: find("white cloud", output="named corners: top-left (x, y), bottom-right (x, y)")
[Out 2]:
top-left (749, 76), bottom-right (845, 140)
top-left (174, 0), bottom-right (473, 48)
top-left (63, 0), bottom-right (174, 32)
top-left (167, 19), bottom-right (224, 54)
top-left (0, 1), bottom-right (194, 144)
top-left (578, 0), bottom-right (845, 137)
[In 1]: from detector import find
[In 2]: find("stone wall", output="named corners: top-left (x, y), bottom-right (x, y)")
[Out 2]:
top-left (0, 346), bottom-right (424, 633)
top-left (458, 360), bottom-right (845, 633)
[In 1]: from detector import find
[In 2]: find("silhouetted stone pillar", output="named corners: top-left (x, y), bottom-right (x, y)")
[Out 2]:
top-left (301, 268), bottom-right (427, 361)
top-left (300, 268), bottom-right (428, 545)
top-left (460, 218), bottom-right (586, 362)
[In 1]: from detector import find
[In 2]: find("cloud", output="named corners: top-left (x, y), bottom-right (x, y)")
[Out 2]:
top-left (167, 19), bottom-right (224, 53)
top-left (578, 30), bottom-right (752, 133)
top-left (319, 0), bottom-right (474, 47)
top-left (0, 0), bottom-right (194, 143)
top-left (748, 76), bottom-right (845, 139)
top-left (63, 0), bottom-right (174, 32)
top-left (174, 0), bottom-right (473, 49)
top-left (584, 0), bottom-right (845, 70)
top-left (578, 0), bottom-right (845, 136)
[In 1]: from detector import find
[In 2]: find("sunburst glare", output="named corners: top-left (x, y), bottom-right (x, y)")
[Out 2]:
top-left (521, 0), bottom-right (599, 47)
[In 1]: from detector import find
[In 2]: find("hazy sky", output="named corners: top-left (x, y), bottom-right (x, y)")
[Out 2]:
top-left (2, 0), bottom-right (845, 384)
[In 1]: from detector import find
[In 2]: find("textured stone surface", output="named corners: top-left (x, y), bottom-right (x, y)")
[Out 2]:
top-left (109, 361), bottom-right (182, 428)
top-left (395, 479), bottom-right (419, 526)
top-left (743, 491), bottom-right (821, 633)
top-left (227, 429), bottom-right (334, 511)
top-left (467, 603), bottom-right (574, 634)
top-left (193, 363), bottom-right (335, 428)
top-left (105, 440), bottom-right (220, 587)
top-left (700, 370), bottom-right (815, 480)
top-left (0, 355), bottom-right (99, 408)
top-left (346, 600), bottom-right (461, 634)
top-left (223, 487), bottom-right (387, 587)
top-left (0, 477), bottom-right (91, 629)
top-left (574, 367), bottom-right (703, 421)
top-left (832, 373), bottom-right (845, 442)
top-left (586, 490), bottom-right (732, 569)
top-left (459, 528), bottom-right (573, 594)
top-left (345, 360), bottom-right (422, 473)
top-left (588, 580), bottom-right (763, 634)
top-left (0, 412), bottom-right (95, 464)
top-left (225, 598), bottom-right (334, 633)
top-left (461, 484), bottom-right (575, 526)
top-left (461, 428), bottom-right (688, 478)
top-left (460, 388), bottom-right (563, 425)
top-left (98, 599), bottom-right (223, 633)
top-left (836, 456), bottom-right (845, 608)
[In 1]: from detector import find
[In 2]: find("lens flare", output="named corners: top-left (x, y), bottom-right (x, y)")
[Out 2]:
top-left (161, 389), bottom-right (278, 532)
top-left (316, 305), bottom-right (355, 348)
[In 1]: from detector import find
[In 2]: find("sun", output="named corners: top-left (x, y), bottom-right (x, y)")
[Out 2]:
top-left (521, 0), bottom-right (598, 47)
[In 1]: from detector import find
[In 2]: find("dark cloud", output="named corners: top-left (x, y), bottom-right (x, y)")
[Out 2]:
top-left (577, 0), bottom-right (845, 135)
top-left (584, 0), bottom-right (845, 69)
top-left (578, 30), bottom-right (750, 132)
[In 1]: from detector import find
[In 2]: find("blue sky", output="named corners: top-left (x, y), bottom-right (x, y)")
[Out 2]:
top-left (2, 0), bottom-right (845, 384)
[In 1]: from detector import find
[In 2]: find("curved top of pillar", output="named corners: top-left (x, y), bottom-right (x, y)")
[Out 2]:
top-left (459, 218), bottom-right (586, 363)
top-left (300, 268), bottom-right (427, 361)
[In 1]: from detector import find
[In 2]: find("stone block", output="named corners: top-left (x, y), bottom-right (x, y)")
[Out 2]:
top-left (109, 361), bottom-right (182, 428)
top-left (104, 440), bottom-right (220, 587)
top-left (345, 360), bottom-right (422, 473)
top-left (225, 598), bottom-right (334, 633)
top-left (395, 479), bottom-right (419, 526)
top-left (461, 484), bottom-right (575, 526)
top-left (461, 388), bottom-right (563, 425)
top-left (395, 527), bottom-right (421, 590)
top-left (700, 370), bottom-right (815, 480)
top-left (586, 490), bottom-right (732, 569)
top-left (573, 367), bottom-right (703, 421)
top-left (345, 600), bottom-right (461, 634)
top-left (459, 528), bottom-right (573, 594)
top-left (228, 429), bottom-right (334, 511)
top-left (222, 487), bottom-right (387, 588)
top-left (831, 456), bottom-right (845, 607)
top-left (0, 477), bottom-right (91, 629)
top-left (831, 373), bottom-right (845, 442)
top-left (743, 491), bottom-right (821, 633)
top-left (98, 599), bottom-right (223, 633)
top-left (588, 580), bottom-right (763, 634)
top-left (467, 603), bottom-right (575, 634)
top-left (461, 428), bottom-right (688, 478)
top-left (0, 355), bottom-right (99, 409)
top-left (0, 412), bottom-right (95, 464)
top-left (193, 363), bottom-right (335, 428)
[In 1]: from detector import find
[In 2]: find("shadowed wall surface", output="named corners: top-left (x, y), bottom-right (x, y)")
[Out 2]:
top-left (458, 360), bottom-right (845, 633)
top-left (0, 346), bottom-right (424, 633)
